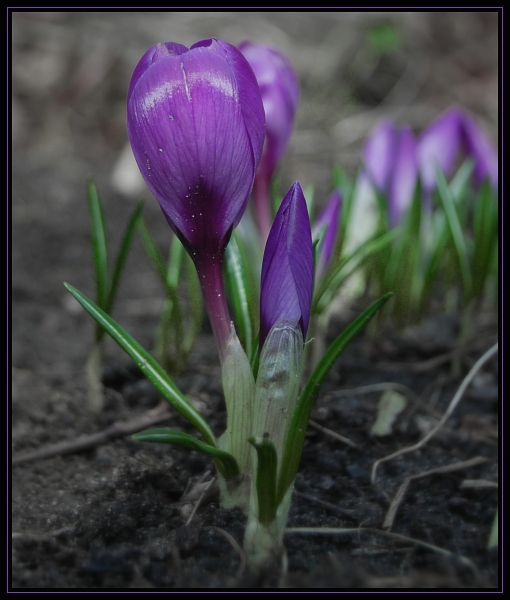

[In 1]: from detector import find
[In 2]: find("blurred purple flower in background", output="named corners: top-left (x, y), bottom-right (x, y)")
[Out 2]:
top-left (238, 41), bottom-right (300, 241)
top-left (417, 107), bottom-right (498, 194)
top-left (361, 107), bottom-right (498, 228)
top-left (363, 119), bottom-right (418, 227)
top-left (259, 182), bottom-right (313, 348)
top-left (312, 189), bottom-right (342, 279)
top-left (127, 38), bottom-right (265, 359)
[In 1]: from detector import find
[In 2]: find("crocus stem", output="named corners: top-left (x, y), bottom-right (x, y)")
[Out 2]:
top-left (253, 172), bottom-right (273, 244)
top-left (193, 253), bottom-right (231, 363)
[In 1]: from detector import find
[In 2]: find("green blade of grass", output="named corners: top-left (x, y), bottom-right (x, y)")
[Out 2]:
top-left (137, 218), bottom-right (185, 357)
top-left (64, 282), bottom-right (217, 448)
top-left (87, 180), bottom-right (108, 314)
top-left (277, 293), bottom-right (392, 504)
top-left (249, 436), bottom-right (278, 526)
top-left (105, 201), bottom-right (144, 316)
top-left (224, 236), bottom-right (256, 361)
top-left (183, 251), bottom-right (203, 355)
top-left (133, 428), bottom-right (239, 480)
top-left (435, 167), bottom-right (473, 302)
top-left (472, 181), bottom-right (498, 299)
top-left (313, 230), bottom-right (396, 314)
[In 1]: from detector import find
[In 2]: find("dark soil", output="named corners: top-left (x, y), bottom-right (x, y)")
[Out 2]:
top-left (11, 11), bottom-right (500, 590)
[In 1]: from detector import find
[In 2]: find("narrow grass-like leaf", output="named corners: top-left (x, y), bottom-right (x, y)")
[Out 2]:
top-left (472, 181), bottom-right (498, 299)
top-left (277, 293), bottom-right (392, 504)
top-left (449, 158), bottom-right (474, 203)
top-left (435, 167), bottom-right (473, 301)
top-left (313, 230), bottom-right (396, 314)
top-left (133, 428), bottom-right (239, 480)
top-left (419, 211), bottom-right (449, 315)
top-left (105, 201), bottom-right (144, 316)
top-left (138, 218), bottom-right (185, 364)
top-left (183, 251), bottom-right (203, 354)
top-left (304, 184), bottom-right (315, 218)
top-left (167, 234), bottom-right (184, 288)
top-left (137, 217), bottom-right (172, 284)
top-left (383, 184), bottom-right (421, 323)
top-left (249, 436), bottom-right (278, 526)
top-left (224, 236), bottom-right (256, 361)
top-left (87, 181), bottom-right (108, 314)
top-left (64, 283), bottom-right (217, 448)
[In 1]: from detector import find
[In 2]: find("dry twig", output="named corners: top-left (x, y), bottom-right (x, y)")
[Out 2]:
top-left (12, 401), bottom-right (172, 466)
top-left (382, 456), bottom-right (489, 530)
top-left (371, 343), bottom-right (498, 485)
top-left (308, 419), bottom-right (357, 448)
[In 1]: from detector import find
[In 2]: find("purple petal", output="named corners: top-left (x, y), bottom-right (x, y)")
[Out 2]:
top-left (388, 126), bottom-right (418, 227)
top-left (260, 182), bottom-right (314, 347)
top-left (363, 118), bottom-right (398, 192)
top-left (460, 112), bottom-right (498, 188)
top-left (417, 107), bottom-right (463, 193)
top-left (127, 38), bottom-right (264, 254)
top-left (312, 189), bottom-right (342, 270)
top-left (238, 41), bottom-right (299, 178)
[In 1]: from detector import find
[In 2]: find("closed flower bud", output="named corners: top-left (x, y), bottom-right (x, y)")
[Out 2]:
top-left (312, 189), bottom-right (342, 278)
top-left (417, 107), bottom-right (498, 193)
top-left (127, 38), bottom-right (265, 255)
top-left (363, 119), bottom-right (418, 226)
top-left (259, 182), bottom-right (313, 348)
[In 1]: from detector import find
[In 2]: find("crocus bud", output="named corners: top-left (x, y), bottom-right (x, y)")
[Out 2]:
top-left (127, 38), bottom-right (265, 360)
top-left (363, 119), bottom-right (418, 227)
top-left (312, 189), bottom-right (342, 279)
top-left (128, 39), bottom-right (264, 255)
top-left (417, 108), bottom-right (463, 195)
top-left (259, 182), bottom-right (313, 348)
top-left (238, 41), bottom-right (299, 241)
top-left (417, 107), bottom-right (498, 193)
top-left (459, 111), bottom-right (498, 189)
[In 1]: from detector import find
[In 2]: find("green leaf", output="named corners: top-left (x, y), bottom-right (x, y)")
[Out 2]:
top-left (224, 236), bottom-right (257, 362)
top-left (87, 180), bottom-right (108, 313)
top-left (304, 184), bottom-right (315, 219)
top-left (449, 158), bottom-right (474, 202)
top-left (133, 428), bottom-right (239, 480)
top-left (435, 166), bottom-right (473, 302)
top-left (138, 219), bottom-right (185, 363)
top-left (64, 283), bottom-right (217, 449)
top-left (183, 251), bottom-right (203, 355)
top-left (313, 229), bottom-right (396, 314)
top-left (137, 217), bottom-right (173, 285)
top-left (249, 436), bottom-right (278, 526)
top-left (419, 211), bottom-right (449, 315)
top-left (383, 183), bottom-right (422, 323)
top-left (277, 293), bottom-right (392, 504)
top-left (105, 201), bottom-right (144, 316)
top-left (471, 181), bottom-right (498, 299)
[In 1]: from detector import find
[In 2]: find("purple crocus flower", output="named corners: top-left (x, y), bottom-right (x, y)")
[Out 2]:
top-left (127, 39), bottom-right (265, 360)
top-left (238, 41), bottom-right (299, 241)
top-left (417, 108), bottom-right (463, 195)
top-left (312, 190), bottom-right (342, 278)
top-left (259, 182), bottom-right (314, 348)
top-left (417, 107), bottom-right (498, 192)
top-left (459, 111), bottom-right (498, 189)
top-left (363, 119), bottom-right (418, 227)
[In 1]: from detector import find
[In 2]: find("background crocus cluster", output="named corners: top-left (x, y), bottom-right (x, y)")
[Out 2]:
top-left (361, 107), bottom-right (498, 227)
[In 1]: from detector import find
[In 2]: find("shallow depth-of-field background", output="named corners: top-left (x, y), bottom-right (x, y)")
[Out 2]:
top-left (12, 11), bottom-right (499, 589)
